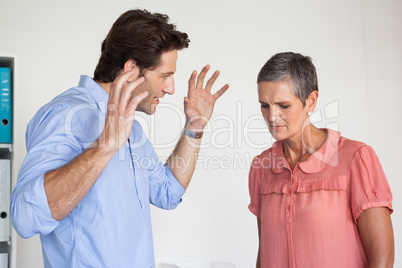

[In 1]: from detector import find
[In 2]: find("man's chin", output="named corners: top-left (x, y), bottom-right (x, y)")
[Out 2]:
top-left (137, 110), bottom-right (154, 115)
top-left (145, 110), bottom-right (156, 115)
top-left (136, 105), bottom-right (156, 115)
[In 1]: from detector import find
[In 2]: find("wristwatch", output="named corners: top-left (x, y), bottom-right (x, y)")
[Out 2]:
top-left (183, 128), bottom-right (203, 139)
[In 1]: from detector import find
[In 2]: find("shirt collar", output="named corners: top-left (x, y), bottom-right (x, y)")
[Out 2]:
top-left (271, 128), bottom-right (341, 174)
top-left (78, 75), bottom-right (109, 115)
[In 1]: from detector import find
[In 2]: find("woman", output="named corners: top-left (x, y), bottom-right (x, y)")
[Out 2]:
top-left (248, 52), bottom-right (394, 268)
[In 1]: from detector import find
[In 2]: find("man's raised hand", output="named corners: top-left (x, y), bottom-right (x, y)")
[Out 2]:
top-left (184, 65), bottom-right (229, 132)
top-left (98, 68), bottom-right (148, 153)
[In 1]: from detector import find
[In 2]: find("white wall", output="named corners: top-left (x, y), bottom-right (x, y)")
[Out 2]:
top-left (0, 0), bottom-right (401, 267)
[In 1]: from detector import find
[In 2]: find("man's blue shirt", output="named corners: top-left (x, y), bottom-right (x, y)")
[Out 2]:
top-left (10, 75), bottom-right (186, 267)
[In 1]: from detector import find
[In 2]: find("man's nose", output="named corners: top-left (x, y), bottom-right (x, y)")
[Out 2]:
top-left (163, 79), bottom-right (175, 95)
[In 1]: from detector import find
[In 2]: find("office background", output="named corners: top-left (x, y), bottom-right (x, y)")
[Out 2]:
top-left (0, 0), bottom-right (401, 267)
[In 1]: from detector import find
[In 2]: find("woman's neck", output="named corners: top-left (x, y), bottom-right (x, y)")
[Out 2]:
top-left (283, 125), bottom-right (327, 171)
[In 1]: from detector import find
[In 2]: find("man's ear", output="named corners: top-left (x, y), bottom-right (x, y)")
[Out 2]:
top-left (124, 59), bottom-right (137, 72)
top-left (124, 59), bottom-right (142, 82)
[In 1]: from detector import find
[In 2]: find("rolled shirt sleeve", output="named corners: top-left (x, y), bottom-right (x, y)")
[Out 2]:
top-left (11, 174), bottom-right (58, 238)
top-left (11, 102), bottom-right (87, 238)
top-left (149, 162), bottom-right (185, 209)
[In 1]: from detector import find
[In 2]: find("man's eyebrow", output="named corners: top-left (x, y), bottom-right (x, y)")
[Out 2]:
top-left (160, 71), bottom-right (175, 75)
top-left (144, 70), bottom-right (175, 78)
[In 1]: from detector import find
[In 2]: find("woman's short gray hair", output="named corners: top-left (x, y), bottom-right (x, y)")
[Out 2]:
top-left (257, 52), bottom-right (318, 106)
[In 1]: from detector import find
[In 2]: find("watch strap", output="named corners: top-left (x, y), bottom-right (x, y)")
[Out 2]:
top-left (183, 128), bottom-right (203, 139)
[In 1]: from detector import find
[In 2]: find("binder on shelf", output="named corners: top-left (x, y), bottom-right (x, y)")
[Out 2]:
top-left (0, 159), bottom-right (10, 241)
top-left (0, 253), bottom-right (7, 268)
top-left (0, 68), bottom-right (11, 143)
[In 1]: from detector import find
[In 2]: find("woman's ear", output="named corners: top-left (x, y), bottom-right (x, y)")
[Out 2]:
top-left (307, 90), bottom-right (319, 112)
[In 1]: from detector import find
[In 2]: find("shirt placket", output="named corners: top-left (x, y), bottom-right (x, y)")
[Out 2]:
top-left (128, 138), bottom-right (144, 209)
top-left (286, 169), bottom-right (296, 268)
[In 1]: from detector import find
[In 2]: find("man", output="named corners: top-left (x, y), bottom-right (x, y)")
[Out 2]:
top-left (11, 9), bottom-right (228, 267)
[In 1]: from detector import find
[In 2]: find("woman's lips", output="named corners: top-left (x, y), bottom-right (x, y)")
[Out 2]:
top-left (269, 125), bottom-right (285, 130)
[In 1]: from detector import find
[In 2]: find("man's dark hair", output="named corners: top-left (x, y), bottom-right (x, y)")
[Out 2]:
top-left (257, 52), bottom-right (318, 106)
top-left (94, 9), bottom-right (190, 83)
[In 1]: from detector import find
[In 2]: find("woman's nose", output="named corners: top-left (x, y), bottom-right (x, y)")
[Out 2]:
top-left (268, 108), bottom-right (279, 123)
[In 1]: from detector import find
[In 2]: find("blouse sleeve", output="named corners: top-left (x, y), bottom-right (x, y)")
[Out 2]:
top-left (349, 145), bottom-right (393, 223)
top-left (248, 156), bottom-right (262, 218)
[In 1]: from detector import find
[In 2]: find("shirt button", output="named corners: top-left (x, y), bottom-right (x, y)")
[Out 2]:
top-left (287, 205), bottom-right (291, 211)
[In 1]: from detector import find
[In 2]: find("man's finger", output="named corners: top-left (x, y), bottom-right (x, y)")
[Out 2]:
top-left (188, 70), bottom-right (197, 93)
top-left (119, 76), bottom-right (145, 110)
top-left (213, 84), bottom-right (229, 100)
top-left (126, 91), bottom-right (149, 115)
top-left (114, 68), bottom-right (138, 92)
top-left (205, 70), bottom-right (220, 92)
top-left (109, 68), bottom-right (138, 106)
top-left (195, 65), bottom-right (210, 89)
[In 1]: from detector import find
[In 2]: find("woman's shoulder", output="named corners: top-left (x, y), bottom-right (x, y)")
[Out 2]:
top-left (339, 135), bottom-right (370, 152)
top-left (338, 135), bottom-right (379, 162)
